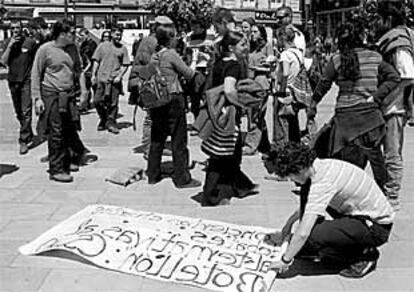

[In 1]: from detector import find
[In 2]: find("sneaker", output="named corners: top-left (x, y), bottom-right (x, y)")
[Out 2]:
top-left (339, 260), bottom-right (377, 278)
top-left (175, 179), bottom-right (202, 189)
top-left (97, 121), bottom-right (107, 131)
top-left (70, 163), bottom-right (79, 172)
top-left (49, 173), bottom-right (74, 183)
top-left (107, 124), bottom-right (120, 134)
top-left (40, 154), bottom-right (49, 163)
top-left (19, 143), bottom-right (29, 155)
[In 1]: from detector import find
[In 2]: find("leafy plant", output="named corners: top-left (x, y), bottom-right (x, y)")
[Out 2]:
top-left (145, 0), bottom-right (214, 33)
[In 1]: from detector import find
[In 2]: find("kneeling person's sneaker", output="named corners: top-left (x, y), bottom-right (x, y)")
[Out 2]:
top-left (19, 143), bottom-right (29, 155)
top-left (107, 124), bottom-right (120, 134)
top-left (49, 173), bottom-right (74, 183)
top-left (339, 260), bottom-right (377, 278)
top-left (175, 179), bottom-right (202, 189)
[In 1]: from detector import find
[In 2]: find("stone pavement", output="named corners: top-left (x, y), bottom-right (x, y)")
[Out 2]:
top-left (0, 79), bottom-right (413, 292)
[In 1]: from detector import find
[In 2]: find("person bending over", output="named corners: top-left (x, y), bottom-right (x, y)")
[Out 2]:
top-left (263, 142), bottom-right (394, 278)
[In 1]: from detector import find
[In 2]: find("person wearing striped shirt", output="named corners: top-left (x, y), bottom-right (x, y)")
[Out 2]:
top-left (309, 21), bottom-right (400, 191)
top-left (263, 142), bottom-right (394, 278)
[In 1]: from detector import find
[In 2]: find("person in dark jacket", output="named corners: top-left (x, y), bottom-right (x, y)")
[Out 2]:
top-left (309, 21), bottom-right (400, 191)
top-left (1, 20), bottom-right (38, 155)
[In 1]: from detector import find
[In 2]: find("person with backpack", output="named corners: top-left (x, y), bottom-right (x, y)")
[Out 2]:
top-left (146, 25), bottom-right (201, 189)
top-left (273, 25), bottom-right (310, 147)
top-left (309, 21), bottom-right (400, 191)
top-left (128, 16), bottom-right (174, 159)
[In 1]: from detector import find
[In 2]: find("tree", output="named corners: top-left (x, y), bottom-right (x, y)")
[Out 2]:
top-left (146, 0), bottom-right (215, 33)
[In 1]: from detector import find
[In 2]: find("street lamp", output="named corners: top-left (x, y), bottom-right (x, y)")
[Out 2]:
top-left (64, 0), bottom-right (68, 20)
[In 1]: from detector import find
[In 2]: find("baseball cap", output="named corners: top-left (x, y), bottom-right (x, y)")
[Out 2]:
top-left (154, 16), bottom-right (174, 25)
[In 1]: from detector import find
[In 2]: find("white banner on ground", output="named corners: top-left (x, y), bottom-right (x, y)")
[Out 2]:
top-left (19, 205), bottom-right (284, 292)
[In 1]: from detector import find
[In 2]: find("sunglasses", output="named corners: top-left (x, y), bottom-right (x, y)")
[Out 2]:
top-left (276, 15), bottom-right (288, 19)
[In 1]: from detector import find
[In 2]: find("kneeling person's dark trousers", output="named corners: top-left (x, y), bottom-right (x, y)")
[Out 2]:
top-left (300, 211), bottom-right (392, 264)
top-left (147, 94), bottom-right (191, 186)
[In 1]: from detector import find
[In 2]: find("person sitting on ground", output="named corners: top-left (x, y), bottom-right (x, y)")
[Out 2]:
top-left (263, 142), bottom-right (395, 278)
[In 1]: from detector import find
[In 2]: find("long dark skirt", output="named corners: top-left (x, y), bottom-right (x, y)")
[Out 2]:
top-left (202, 135), bottom-right (255, 206)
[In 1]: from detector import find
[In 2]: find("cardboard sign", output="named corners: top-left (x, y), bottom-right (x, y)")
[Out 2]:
top-left (20, 205), bottom-right (284, 292)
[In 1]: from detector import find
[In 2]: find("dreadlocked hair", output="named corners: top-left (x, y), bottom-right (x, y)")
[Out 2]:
top-left (337, 21), bottom-right (367, 82)
top-left (264, 142), bottom-right (317, 178)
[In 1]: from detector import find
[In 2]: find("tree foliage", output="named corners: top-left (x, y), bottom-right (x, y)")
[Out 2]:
top-left (146, 0), bottom-right (215, 32)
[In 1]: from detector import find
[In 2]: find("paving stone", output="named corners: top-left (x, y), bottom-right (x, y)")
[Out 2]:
top-left (271, 275), bottom-right (345, 292)
top-left (338, 268), bottom-right (414, 291)
top-left (0, 188), bottom-right (43, 203)
top-left (0, 267), bottom-right (50, 291)
top-left (39, 269), bottom-right (143, 291)
top-left (0, 203), bottom-right (59, 221)
top-left (0, 220), bottom-right (60, 241)
top-left (31, 190), bottom-right (104, 205)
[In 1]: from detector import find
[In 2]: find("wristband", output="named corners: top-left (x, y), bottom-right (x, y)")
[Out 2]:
top-left (281, 254), bottom-right (294, 265)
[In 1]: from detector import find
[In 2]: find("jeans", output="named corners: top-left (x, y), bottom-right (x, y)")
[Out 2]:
top-left (47, 99), bottom-right (85, 175)
top-left (147, 94), bottom-right (191, 186)
top-left (94, 81), bottom-right (121, 126)
top-left (141, 112), bottom-right (152, 154)
top-left (383, 115), bottom-right (405, 199)
top-left (9, 81), bottom-right (33, 144)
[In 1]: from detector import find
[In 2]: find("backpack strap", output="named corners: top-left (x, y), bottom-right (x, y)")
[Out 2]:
top-left (288, 48), bottom-right (304, 69)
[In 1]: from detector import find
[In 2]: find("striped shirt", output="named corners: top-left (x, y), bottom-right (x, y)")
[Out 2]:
top-left (305, 159), bottom-right (395, 225)
top-left (312, 49), bottom-right (400, 109)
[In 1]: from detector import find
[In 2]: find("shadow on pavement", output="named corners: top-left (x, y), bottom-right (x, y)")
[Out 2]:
top-left (117, 121), bottom-right (133, 130)
top-left (28, 135), bottom-right (46, 150)
top-left (276, 259), bottom-right (345, 279)
top-left (38, 250), bottom-right (99, 268)
top-left (0, 164), bottom-right (19, 178)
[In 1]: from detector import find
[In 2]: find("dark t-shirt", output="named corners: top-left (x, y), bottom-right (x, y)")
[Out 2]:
top-left (4, 37), bottom-right (38, 83)
top-left (212, 59), bottom-right (242, 88)
top-left (80, 38), bottom-right (97, 66)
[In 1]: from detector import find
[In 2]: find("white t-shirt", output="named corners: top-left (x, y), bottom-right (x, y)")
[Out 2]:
top-left (305, 159), bottom-right (395, 225)
top-left (278, 47), bottom-right (303, 85)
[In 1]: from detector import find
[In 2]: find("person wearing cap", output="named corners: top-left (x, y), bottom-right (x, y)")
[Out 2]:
top-left (129, 16), bottom-right (174, 158)
top-left (275, 6), bottom-right (306, 54)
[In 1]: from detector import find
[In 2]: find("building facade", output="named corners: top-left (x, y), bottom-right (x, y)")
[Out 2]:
top-left (215, 0), bottom-right (303, 25)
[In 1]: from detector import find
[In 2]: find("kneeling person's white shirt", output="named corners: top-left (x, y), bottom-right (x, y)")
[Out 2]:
top-left (305, 159), bottom-right (395, 225)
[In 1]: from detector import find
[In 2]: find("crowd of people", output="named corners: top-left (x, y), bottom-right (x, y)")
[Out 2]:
top-left (1, 0), bottom-right (414, 279)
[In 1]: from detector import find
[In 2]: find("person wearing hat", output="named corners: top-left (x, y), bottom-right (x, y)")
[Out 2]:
top-left (129, 16), bottom-right (174, 158)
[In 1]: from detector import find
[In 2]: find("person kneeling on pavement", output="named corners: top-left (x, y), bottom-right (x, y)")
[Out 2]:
top-left (263, 142), bottom-right (394, 278)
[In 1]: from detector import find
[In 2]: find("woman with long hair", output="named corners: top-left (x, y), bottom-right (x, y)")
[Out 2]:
top-left (146, 25), bottom-right (201, 188)
top-left (202, 30), bottom-right (256, 206)
top-left (310, 21), bottom-right (400, 190)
